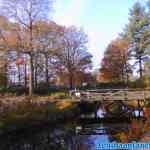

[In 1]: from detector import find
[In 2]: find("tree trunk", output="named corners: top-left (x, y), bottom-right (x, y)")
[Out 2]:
top-left (24, 63), bottom-right (27, 89)
top-left (69, 72), bottom-right (74, 90)
top-left (45, 55), bottom-right (49, 88)
top-left (17, 65), bottom-right (21, 85)
top-left (139, 56), bottom-right (143, 79)
top-left (127, 73), bottom-right (129, 86)
top-left (28, 16), bottom-right (34, 96)
top-left (3, 62), bottom-right (7, 88)
top-left (29, 54), bottom-right (34, 96)
top-left (121, 67), bottom-right (124, 82)
top-left (34, 65), bottom-right (38, 89)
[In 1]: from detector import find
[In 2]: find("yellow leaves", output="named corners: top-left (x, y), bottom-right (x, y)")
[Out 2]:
top-left (126, 100), bottom-right (142, 107)
top-left (112, 38), bottom-right (129, 51)
top-left (144, 107), bottom-right (150, 119)
top-left (34, 20), bottom-right (62, 35)
top-left (116, 132), bottom-right (129, 143)
top-left (5, 33), bottom-right (18, 47)
top-left (143, 121), bottom-right (150, 132)
top-left (56, 101), bottom-right (72, 110)
top-left (128, 119), bottom-right (143, 140)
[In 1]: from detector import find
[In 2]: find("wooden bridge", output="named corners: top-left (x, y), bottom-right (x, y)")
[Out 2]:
top-left (71, 89), bottom-right (150, 102)
top-left (70, 89), bottom-right (150, 117)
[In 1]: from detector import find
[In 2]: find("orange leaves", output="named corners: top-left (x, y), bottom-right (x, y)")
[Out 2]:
top-left (144, 107), bottom-right (150, 119)
top-left (128, 119), bottom-right (144, 140)
top-left (99, 38), bottom-right (129, 82)
top-left (5, 33), bottom-right (18, 47)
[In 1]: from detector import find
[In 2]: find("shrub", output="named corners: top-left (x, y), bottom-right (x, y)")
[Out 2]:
top-left (7, 85), bottom-right (27, 95)
top-left (34, 82), bottom-right (69, 95)
top-left (144, 98), bottom-right (150, 107)
top-left (128, 79), bottom-right (145, 88)
top-left (49, 92), bottom-right (70, 99)
top-left (34, 82), bottom-right (49, 95)
top-left (0, 72), bottom-right (7, 88)
top-left (0, 86), bottom-right (7, 94)
top-left (96, 81), bottom-right (126, 89)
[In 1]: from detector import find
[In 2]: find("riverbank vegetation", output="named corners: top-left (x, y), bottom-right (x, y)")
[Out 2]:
top-left (0, 97), bottom-right (79, 135)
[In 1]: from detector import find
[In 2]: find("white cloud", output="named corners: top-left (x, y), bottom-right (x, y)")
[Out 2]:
top-left (54, 0), bottom-right (85, 26)
top-left (85, 26), bottom-right (120, 69)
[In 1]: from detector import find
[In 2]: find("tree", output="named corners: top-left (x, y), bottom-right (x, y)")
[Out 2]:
top-left (0, 51), bottom-right (7, 87)
top-left (99, 38), bottom-right (130, 82)
top-left (1, 0), bottom-right (53, 95)
top-left (33, 21), bottom-right (63, 88)
top-left (53, 26), bottom-right (92, 89)
top-left (123, 2), bottom-right (149, 79)
top-left (0, 16), bottom-right (20, 88)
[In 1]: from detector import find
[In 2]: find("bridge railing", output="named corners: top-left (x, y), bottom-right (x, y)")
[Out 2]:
top-left (70, 89), bottom-right (150, 101)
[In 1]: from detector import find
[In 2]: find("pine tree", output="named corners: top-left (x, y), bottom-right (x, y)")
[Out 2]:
top-left (124, 2), bottom-right (149, 79)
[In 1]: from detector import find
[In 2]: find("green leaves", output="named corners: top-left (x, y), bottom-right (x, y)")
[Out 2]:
top-left (122, 1), bottom-right (150, 79)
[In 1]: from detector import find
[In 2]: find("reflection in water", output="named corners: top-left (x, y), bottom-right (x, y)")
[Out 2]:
top-left (75, 119), bottom-right (150, 150)
top-left (97, 108), bottom-right (105, 118)
top-left (0, 125), bottom-right (77, 150)
top-left (0, 108), bottom-right (150, 150)
top-left (0, 119), bottom-right (149, 150)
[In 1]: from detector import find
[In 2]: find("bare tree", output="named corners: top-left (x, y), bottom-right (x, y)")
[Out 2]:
top-left (34, 21), bottom-right (63, 88)
top-left (53, 26), bottom-right (92, 89)
top-left (1, 0), bottom-right (53, 95)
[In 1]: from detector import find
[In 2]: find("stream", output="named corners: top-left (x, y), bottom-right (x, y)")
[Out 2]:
top-left (0, 108), bottom-right (150, 150)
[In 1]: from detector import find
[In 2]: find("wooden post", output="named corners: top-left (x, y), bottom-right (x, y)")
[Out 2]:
top-left (138, 99), bottom-right (140, 118)
top-left (124, 89), bottom-right (127, 101)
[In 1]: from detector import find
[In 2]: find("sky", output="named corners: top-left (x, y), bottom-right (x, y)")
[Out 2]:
top-left (53, 0), bottom-right (144, 70)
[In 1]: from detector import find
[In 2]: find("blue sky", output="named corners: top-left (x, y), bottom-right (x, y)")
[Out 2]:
top-left (53, 0), bottom-right (144, 69)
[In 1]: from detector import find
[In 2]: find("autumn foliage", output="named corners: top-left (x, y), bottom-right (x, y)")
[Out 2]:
top-left (0, 0), bottom-right (93, 95)
top-left (99, 38), bottom-right (130, 82)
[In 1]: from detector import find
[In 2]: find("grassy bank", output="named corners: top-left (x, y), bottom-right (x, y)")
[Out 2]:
top-left (0, 95), bottom-right (80, 135)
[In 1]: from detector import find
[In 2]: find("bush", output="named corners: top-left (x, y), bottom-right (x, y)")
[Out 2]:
top-left (0, 72), bottom-right (7, 87)
top-left (96, 81), bottom-right (127, 89)
top-left (34, 82), bottom-right (49, 95)
top-left (34, 82), bottom-right (69, 96)
top-left (0, 86), bottom-right (7, 94)
top-left (144, 98), bottom-right (150, 107)
top-left (95, 79), bottom-right (146, 89)
top-left (7, 85), bottom-right (27, 95)
top-left (0, 85), bottom-right (27, 96)
top-left (49, 92), bottom-right (70, 99)
top-left (128, 79), bottom-right (145, 88)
